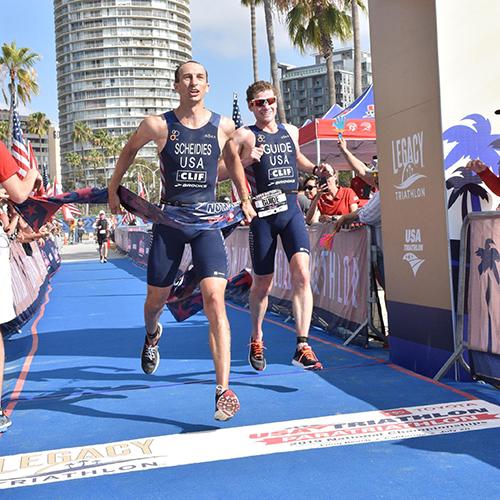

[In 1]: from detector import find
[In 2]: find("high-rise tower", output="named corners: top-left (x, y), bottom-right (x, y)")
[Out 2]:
top-left (53, 0), bottom-right (191, 185)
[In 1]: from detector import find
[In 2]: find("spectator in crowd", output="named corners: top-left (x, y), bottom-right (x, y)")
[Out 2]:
top-left (302, 175), bottom-right (318, 213)
top-left (77, 218), bottom-right (85, 243)
top-left (330, 143), bottom-right (384, 288)
top-left (466, 159), bottom-right (500, 197)
top-left (297, 173), bottom-right (311, 215)
top-left (69, 218), bottom-right (77, 245)
top-left (0, 140), bottom-right (42, 433)
top-left (305, 164), bottom-right (359, 225)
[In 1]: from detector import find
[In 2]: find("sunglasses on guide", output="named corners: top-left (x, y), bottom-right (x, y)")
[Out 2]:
top-left (251, 97), bottom-right (277, 107)
top-left (304, 185), bottom-right (316, 191)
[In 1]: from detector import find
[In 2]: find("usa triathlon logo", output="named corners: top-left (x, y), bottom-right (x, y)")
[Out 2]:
top-left (403, 228), bottom-right (425, 276)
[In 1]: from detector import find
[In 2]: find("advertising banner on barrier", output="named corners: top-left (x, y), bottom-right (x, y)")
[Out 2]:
top-left (468, 218), bottom-right (500, 355)
top-left (9, 242), bottom-right (48, 317)
top-left (116, 224), bottom-right (369, 334)
top-left (225, 225), bottom-right (368, 330)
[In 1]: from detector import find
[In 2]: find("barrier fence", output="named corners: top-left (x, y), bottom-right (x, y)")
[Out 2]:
top-left (435, 212), bottom-right (500, 385)
top-left (115, 223), bottom-right (385, 346)
top-left (1, 238), bottom-right (61, 333)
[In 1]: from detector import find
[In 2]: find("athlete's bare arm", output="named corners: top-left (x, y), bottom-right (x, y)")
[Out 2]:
top-left (108, 115), bottom-right (167, 213)
top-left (219, 117), bottom-right (256, 222)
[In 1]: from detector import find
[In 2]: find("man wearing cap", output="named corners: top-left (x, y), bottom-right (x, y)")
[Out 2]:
top-left (94, 210), bottom-right (109, 263)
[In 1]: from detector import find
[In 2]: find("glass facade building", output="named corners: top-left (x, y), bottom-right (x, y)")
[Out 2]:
top-left (53, 0), bottom-right (191, 182)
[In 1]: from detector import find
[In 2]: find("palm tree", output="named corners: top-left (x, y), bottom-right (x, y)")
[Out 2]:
top-left (446, 167), bottom-right (489, 219)
top-left (92, 129), bottom-right (112, 178)
top-left (0, 42), bottom-right (40, 150)
top-left (107, 136), bottom-right (122, 170)
top-left (85, 149), bottom-right (105, 187)
top-left (443, 114), bottom-right (500, 216)
top-left (72, 121), bottom-right (92, 182)
top-left (350, 0), bottom-right (363, 98)
top-left (263, 0), bottom-right (287, 122)
top-left (0, 120), bottom-right (7, 141)
top-left (65, 151), bottom-right (82, 188)
top-left (27, 111), bottom-right (51, 156)
top-left (241, 0), bottom-right (263, 82)
top-left (278, 0), bottom-right (352, 107)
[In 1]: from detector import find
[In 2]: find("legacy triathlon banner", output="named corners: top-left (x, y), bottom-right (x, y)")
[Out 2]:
top-left (225, 224), bottom-right (369, 328)
top-left (468, 217), bottom-right (500, 354)
top-left (0, 399), bottom-right (498, 490)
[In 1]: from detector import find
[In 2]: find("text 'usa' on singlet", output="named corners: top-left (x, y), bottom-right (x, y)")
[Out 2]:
top-left (160, 110), bottom-right (221, 203)
top-left (246, 124), bottom-right (298, 196)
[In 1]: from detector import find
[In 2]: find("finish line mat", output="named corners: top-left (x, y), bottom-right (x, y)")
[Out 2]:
top-left (1, 399), bottom-right (499, 490)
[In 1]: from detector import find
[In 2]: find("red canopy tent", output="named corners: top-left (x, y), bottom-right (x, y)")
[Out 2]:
top-left (299, 85), bottom-right (377, 169)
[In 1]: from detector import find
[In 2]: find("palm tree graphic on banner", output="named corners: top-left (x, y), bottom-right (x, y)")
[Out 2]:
top-left (475, 238), bottom-right (500, 352)
top-left (443, 114), bottom-right (500, 219)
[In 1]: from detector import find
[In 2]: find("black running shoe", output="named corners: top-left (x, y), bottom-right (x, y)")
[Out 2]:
top-left (0, 409), bottom-right (12, 433)
top-left (292, 344), bottom-right (323, 370)
top-left (141, 324), bottom-right (163, 375)
top-left (248, 338), bottom-right (266, 371)
top-left (214, 386), bottom-right (240, 421)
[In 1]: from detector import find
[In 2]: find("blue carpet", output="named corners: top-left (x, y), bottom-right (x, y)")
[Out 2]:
top-left (2, 257), bottom-right (499, 499)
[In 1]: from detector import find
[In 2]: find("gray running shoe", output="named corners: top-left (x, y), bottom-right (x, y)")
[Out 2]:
top-left (141, 324), bottom-right (163, 375)
top-left (248, 338), bottom-right (266, 371)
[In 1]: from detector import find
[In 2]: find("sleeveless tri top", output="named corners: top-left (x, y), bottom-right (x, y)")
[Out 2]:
top-left (159, 111), bottom-right (221, 203)
top-left (246, 124), bottom-right (298, 195)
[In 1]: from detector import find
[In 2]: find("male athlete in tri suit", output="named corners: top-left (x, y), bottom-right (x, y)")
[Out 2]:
top-left (108, 61), bottom-right (255, 421)
top-left (232, 80), bottom-right (328, 371)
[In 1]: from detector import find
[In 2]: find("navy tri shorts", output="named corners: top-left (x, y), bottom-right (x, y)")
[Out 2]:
top-left (249, 195), bottom-right (310, 276)
top-left (147, 223), bottom-right (228, 288)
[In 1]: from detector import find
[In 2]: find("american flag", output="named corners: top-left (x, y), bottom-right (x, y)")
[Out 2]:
top-left (232, 92), bottom-right (244, 129)
top-left (137, 173), bottom-right (148, 200)
top-left (52, 174), bottom-right (81, 219)
top-left (11, 105), bottom-right (30, 178)
top-left (28, 141), bottom-right (45, 195)
top-left (230, 92), bottom-right (254, 201)
top-left (122, 210), bottom-right (136, 225)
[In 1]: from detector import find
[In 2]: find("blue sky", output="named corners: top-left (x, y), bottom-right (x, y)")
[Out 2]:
top-left (0, 0), bottom-right (371, 125)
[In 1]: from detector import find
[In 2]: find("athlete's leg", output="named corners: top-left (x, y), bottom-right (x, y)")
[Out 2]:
top-left (249, 273), bottom-right (273, 341)
top-left (144, 284), bottom-right (171, 338)
top-left (289, 252), bottom-right (313, 339)
top-left (248, 217), bottom-right (277, 341)
top-left (103, 239), bottom-right (108, 260)
top-left (200, 277), bottom-right (230, 387)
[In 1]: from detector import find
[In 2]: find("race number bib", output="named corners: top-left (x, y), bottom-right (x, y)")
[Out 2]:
top-left (99, 229), bottom-right (106, 234)
top-left (254, 189), bottom-right (288, 218)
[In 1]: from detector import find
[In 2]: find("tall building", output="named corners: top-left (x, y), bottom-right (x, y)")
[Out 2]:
top-left (280, 48), bottom-right (372, 127)
top-left (0, 109), bottom-right (61, 182)
top-left (53, 0), bottom-right (191, 185)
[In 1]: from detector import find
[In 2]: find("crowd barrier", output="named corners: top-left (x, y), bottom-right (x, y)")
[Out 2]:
top-left (435, 212), bottom-right (500, 385)
top-left (115, 222), bottom-right (385, 345)
top-left (1, 238), bottom-right (61, 333)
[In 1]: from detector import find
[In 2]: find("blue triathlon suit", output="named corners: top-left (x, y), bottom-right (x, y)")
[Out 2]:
top-left (247, 124), bottom-right (310, 276)
top-left (147, 111), bottom-right (228, 288)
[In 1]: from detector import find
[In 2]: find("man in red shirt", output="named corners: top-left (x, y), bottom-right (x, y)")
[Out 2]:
top-left (0, 141), bottom-right (42, 203)
top-left (305, 164), bottom-right (358, 224)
